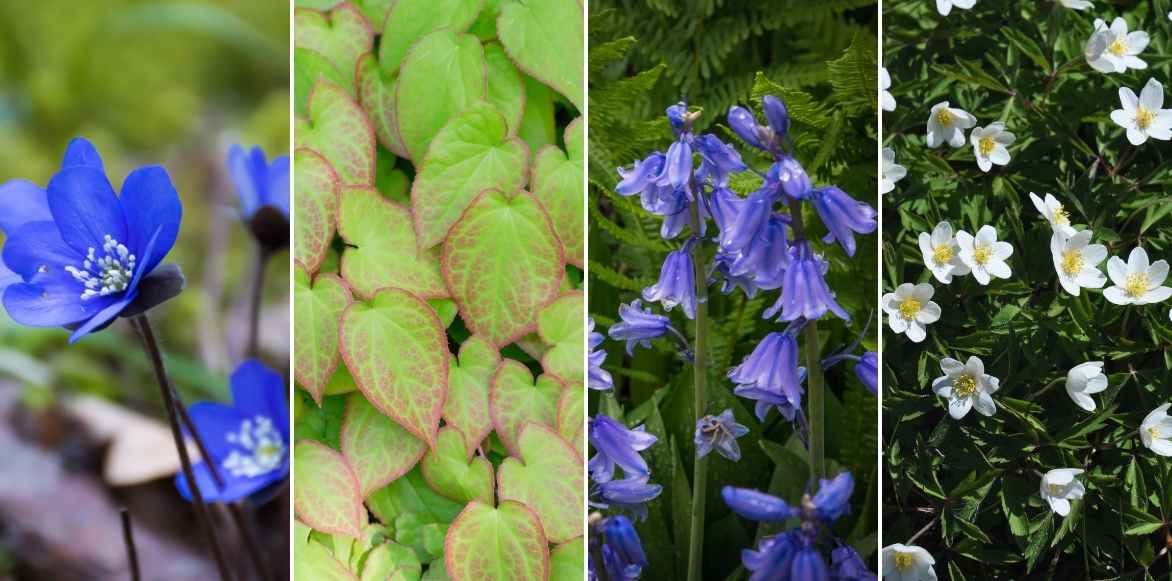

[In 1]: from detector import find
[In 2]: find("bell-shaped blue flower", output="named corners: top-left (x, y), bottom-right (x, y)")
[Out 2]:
top-left (722, 486), bottom-right (800, 522)
top-left (763, 95), bottom-right (791, 141)
top-left (764, 241), bottom-right (849, 322)
top-left (0, 138), bottom-right (182, 342)
top-left (830, 545), bottom-right (876, 581)
top-left (228, 144), bottom-right (289, 220)
top-left (608, 299), bottom-right (673, 355)
top-left (855, 351), bottom-right (878, 395)
top-left (592, 475), bottom-right (664, 521)
top-left (790, 539), bottom-right (831, 581)
top-left (743, 531), bottom-right (800, 581)
top-left (811, 471), bottom-right (854, 522)
top-left (589, 318), bottom-right (614, 391)
top-left (616, 152), bottom-right (665, 198)
top-left (642, 246), bottom-right (697, 319)
top-left (729, 332), bottom-right (805, 421)
top-left (694, 134), bottom-right (746, 187)
top-left (707, 186), bottom-right (743, 233)
top-left (718, 186), bottom-right (778, 255)
top-left (665, 140), bottom-right (692, 190)
top-left (601, 515), bottom-right (648, 580)
top-left (727, 105), bottom-right (768, 151)
top-left (175, 360), bottom-right (290, 503)
top-left (769, 155), bottom-right (813, 200)
top-left (589, 414), bottom-right (657, 481)
top-left (695, 408), bottom-right (750, 461)
top-left (811, 186), bottom-right (877, 257)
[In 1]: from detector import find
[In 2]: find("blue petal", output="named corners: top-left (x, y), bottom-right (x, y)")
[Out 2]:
top-left (61, 137), bottom-right (105, 171)
top-left (46, 167), bottom-right (127, 256)
top-left (0, 179), bottom-right (51, 235)
top-left (175, 459), bottom-right (285, 503)
top-left (186, 401), bottom-right (247, 460)
top-left (228, 145), bottom-right (262, 217)
top-left (0, 258), bottom-right (18, 293)
top-left (230, 360), bottom-right (290, 441)
top-left (790, 546), bottom-right (829, 581)
top-left (68, 291), bottom-right (136, 343)
top-left (727, 106), bottom-right (764, 149)
top-left (268, 155), bottom-right (291, 217)
top-left (3, 277), bottom-right (100, 327)
top-left (119, 166), bottom-right (182, 274)
top-left (665, 140), bottom-right (692, 190)
top-left (1, 221), bottom-right (81, 282)
top-left (722, 486), bottom-right (796, 521)
top-left (763, 96), bottom-right (790, 139)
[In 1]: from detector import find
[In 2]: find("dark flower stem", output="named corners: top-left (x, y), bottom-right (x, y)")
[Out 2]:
top-left (246, 246), bottom-right (271, 360)
top-left (120, 508), bottom-right (140, 581)
top-left (229, 502), bottom-right (273, 581)
top-left (786, 197), bottom-right (826, 480)
top-left (686, 178), bottom-right (711, 581)
top-left (131, 315), bottom-right (233, 581)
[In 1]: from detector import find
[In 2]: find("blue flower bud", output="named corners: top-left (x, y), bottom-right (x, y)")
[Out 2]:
top-left (603, 515), bottom-right (648, 574)
top-left (743, 532), bottom-right (799, 581)
top-left (764, 241), bottom-right (849, 322)
top-left (642, 247), bottom-right (697, 319)
top-left (722, 486), bottom-right (799, 522)
top-left (608, 299), bottom-right (674, 355)
top-left (694, 133), bottom-right (747, 187)
top-left (589, 415), bottom-right (657, 481)
top-left (666, 102), bottom-right (688, 134)
top-left (593, 476), bottom-right (663, 521)
top-left (665, 140), bottom-right (693, 190)
top-left (811, 186), bottom-right (877, 257)
top-left (763, 95), bottom-right (791, 140)
top-left (727, 105), bottom-right (766, 150)
top-left (790, 541), bottom-right (831, 581)
top-left (855, 351), bottom-right (878, 395)
top-left (769, 155), bottom-right (813, 200)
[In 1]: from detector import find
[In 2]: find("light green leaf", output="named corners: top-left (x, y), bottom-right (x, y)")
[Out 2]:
top-left (443, 501), bottom-right (548, 581)
top-left (294, 4), bottom-right (374, 89)
top-left (442, 335), bottom-right (501, 456)
top-left (341, 393), bottom-right (427, 497)
top-left (531, 117), bottom-right (584, 265)
top-left (484, 43), bottom-right (525, 133)
top-left (549, 537), bottom-right (584, 581)
top-left (337, 186), bottom-right (448, 299)
top-left (496, 0), bottom-right (583, 111)
top-left (356, 54), bottom-right (408, 158)
top-left (556, 387), bottom-right (584, 457)
top-left (488, 359), bottom-right (562, 455)
top-left (293, 148), bottom-right (339, 273)
top-left (536, 292), bottom-right (584, 385)
top-left (294, 264), bottom-right (352, 404)
top-left (294, 441), bottom-right (366, 539)
top-left (395, 30), bottom-right (486, 160)
top-left (420, 427), bottom-right (494, 505)
top-left (378, 0), bottom-right (483, 71)
top-left (497, 423), bottom-right (585, 543)
top-left (296, 80), bottom-right (377, 186)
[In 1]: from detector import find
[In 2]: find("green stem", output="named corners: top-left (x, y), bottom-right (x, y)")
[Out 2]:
top-left (686, 188), bottom-right (710, 581)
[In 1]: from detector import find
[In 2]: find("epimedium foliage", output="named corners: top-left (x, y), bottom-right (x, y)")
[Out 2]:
top-left (291, 1), bottom-right (585, 579)
top-left (883, 0), bottom-right (1172, 578)
top-left (587, 23), bottom-right (879, 580)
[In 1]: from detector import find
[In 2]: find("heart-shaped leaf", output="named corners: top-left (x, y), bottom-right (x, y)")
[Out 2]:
top-left (518, 76), bottom-right (556, 151)
top-left (294, 441), bottom-right (366, 539)
top-left (484, 43), bottom-right (525, 133)
top-left (294, 4), bottom-right (373, 88)
top-left (296, 533), bottom-right (359, 581)
top-left (536, 292), bottom-right (584, 385)
top-left (297, 80), bottom-right (376, 186)
top-left (556, 387), bottom-right (584, 457)
top-left (356, 54), bottom-right (408, 158)
top-left (295, 263), bottom-right (352, 404)
top-left (341, 393), bottom-right (427, 497)
top-left (420, 427), bottom-right (494, 505)
top-left (411, 102), bottom-right (528, 250)
top-left (442, 189), bottom-right (564, 347)
top-left (295, 47), bottom-right (350, 117)
top-left (496, 0), bottom-right (583, 111)
top-left (497, 423), bottom-right (584, 543)
top-left (378, 0), bottom-right (483, 71)
top-left (352, 0), bottom-right (393, 30)
top-left (340, 289), bottom-right (448, 448)
top-left (442, 335), bottom-right (500, 456)
top-left (359, 541), bottom-right (420, 581)
top-left (549, 537), bottom-right (584, 581)
top-left (443, 501), bottom-right (548, 581)
top-left (488, 359), bottom-right (562, 455)
top-left (338, 186), bottom-right (448, 299)
top-left (531, 118), bottom-right (584, 266)
top-left (395, 30), bottom-right (486, 160)
top-left (293, 148), bottom-right (339, 273)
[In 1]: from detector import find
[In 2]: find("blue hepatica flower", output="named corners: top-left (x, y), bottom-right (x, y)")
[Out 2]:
top-left (608, 299), bottom-right (674, 355)
top-left (855, 351), bottom-right (878, 395)
top-left (694, 408), bottom-right (750, 461)
top-left (764, 241), bottom-right (849, 322)
top-left (176, 360), bottom-right (290, 503)
top-left (811, 185), bottom-right (877, 258)
top-left (642, 245), bottom-right (697, 319)
top-left (227, 144), bottom-right (290, 220)
top-left (729, 332), bottom-right (806, 421)
top-left (0, 138), bottom-right (181, 342)
top-left (588, 414), bottom-right (658, 482)
top-left (588, 318), bottom-right (614, 391)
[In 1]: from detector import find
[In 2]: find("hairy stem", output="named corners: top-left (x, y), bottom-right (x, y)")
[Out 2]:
top-left (131, 315), bottom-right (233, 581)
top-left (686, 190), bottom-right (711, 581)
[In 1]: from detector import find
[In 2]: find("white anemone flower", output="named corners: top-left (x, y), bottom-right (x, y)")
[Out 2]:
top-left (1104, 247), bottom-right (1172, 305)
top-left (1065, 362), bottom-right (1108, 412)
top-left (1110, 78), bottom-right (1172, 145)
top-left (881, 283), bottom-right (941, 343)
top-left (1086, 18), bottom-right (1149, 73)
top-left (1058, 0), bottom-right (1092, 9)
top-left (969, 122), bottom-right (1014, 172)
top-left (956, 225), bottom-right (1013, 285)
top-left (881, 67), bottom-right (896, 112)
top-left (1050, 230), bottom-right (1107, 296)
top-left (936, 0), bottom-right (976, 16)
top-left (926, 101), bottom-right (976, 148)
top-left (1140, 404), bottom-right (1172, 456)
top-left (881, 147), bottom-right (906, 194)
top-left (1028, 192), bottom-right (1076, 236)
top-left (1039, 469), bottom-right (1086, 517)
top-left (918, 221), bottom-right (969, 284)
top-left (932, 355), bottom-right (1000, 419)
top-left (882, 544), bottom-right (937, 581)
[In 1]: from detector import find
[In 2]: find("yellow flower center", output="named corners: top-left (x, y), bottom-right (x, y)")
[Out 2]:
top-left (894, 552), bottom-right (915, 571)
top-left (973, 244), bottom-right (992, 266)
top-left (936, 108), bottom-right (953, 126)
top-left (898, 298), bottom-right (922, 320)
top-left (1061, 250), bottom-right (1084, 276)
top-left (1047, 483), bottom-right (1065, 496)
top-left (1053, 206), bottom-right (1070, 225)
top-left (1136, 105), bottom-right (1156, 130)
top-left (932, 244), bottom-right (954, 265)
top-left (1124, 272), bottom-right (1149, 297)
top-left (953, 374), bottom-right (978, 397)
top-left (1149, 426), bottom-right (1162, 440)
top-left (1108, 38), bottom-right (1127, 56)
top-left (978, 136), bottom-right (995, 157)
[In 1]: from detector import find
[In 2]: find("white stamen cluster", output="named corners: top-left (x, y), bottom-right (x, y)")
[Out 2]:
top-left (222, 415), bottom-right (286, 478)
top-left (65, 235), bottom-right (136, 301)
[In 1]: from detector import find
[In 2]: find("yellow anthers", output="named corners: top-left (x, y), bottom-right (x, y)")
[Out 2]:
top-left (1053, 206), bottom-right (1070, 225)
top-left (1061, 250), bottom-right (1084, 276)
top-left (1124, 272), bottom-right (1149, 297)
top-left (953, 374), bottom-right (978, 397)
top-left (894, 552), bottom-right (915, 571)
top-left (932, 245), bottom-right (954, 265)
top-left (1136, 105), bottom-right (1156, 130)
top-left (898, 298), bottom-right (922, 320)
top-left (935, 108), bottom-right (953, 126)
top-left (1108, 38), bottom-right (1127, 56)
top-left (972, 245), bottom-right (992, 266)
top-left (978, 136), bottom-right (995, 157)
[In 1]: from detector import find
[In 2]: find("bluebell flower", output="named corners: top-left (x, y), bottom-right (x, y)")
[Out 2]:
top-left (642, 246), bottom-right (697, 319)
top-left (855, 351), bottom-right (878, 395)
top-left (607, 299), bottom-right (675, 356)
top-left (176, 360), bottom-right (290, 503)
top-left (791, 537), bottom-right (831, 581)
top-left (694, 408), bottom-right (750, 461)
top-left (0, 138), bottom-right (182, 342)
top-left (742, 531), bottom-right (800, 581)
top-left (615, 152), bottom-right (666, 198)
top-left (831, 545), bottom-right (876, 581)
top-left (727, 105), bottom-right (769, 151)
top-left (694, 133), bottom-right (746, 187)
top-left (762, 95), bottom-right (791, 141)
top-left (764, 241), bottom-right (849, 322)
top-left (227, 144), bottom-right (290, 220)
top-left (707, 186), bottom-right (743, 233)
top-left (591, 475), bottom-right (663, 521)
top-left (769, 155), bottom-right (813, 201)
top-left (602, 515), bottom-right (648, 580)
top-left (810, 471), bottom-right (854, 522)
top-left (589, 318), bottom-right (614, 391)
top-left (665, 139), bottom-right (692, 190)
top-left (811, 186), bottom-right (877, 257)
top-left (718, 186), bottom-right (779, 255)
top-left (589, 414), bottom-right (657, 481)
top-left (615, 153), bottom-right (704, 240)
top-left (729, 332), bottom-right (805, 421)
